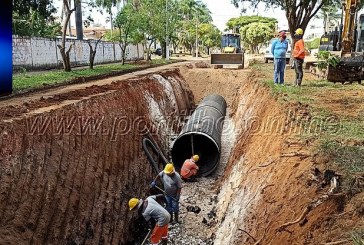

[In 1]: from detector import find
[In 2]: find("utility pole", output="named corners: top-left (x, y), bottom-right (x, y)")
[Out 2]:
top-left (195, 17), bottom-right (198, 58)
top-left (75, 0), bottom-right (83, 40)
top-left (68, 0), bottom-right (72, 36)
top-left (166, 0), bottom-right (170, 60)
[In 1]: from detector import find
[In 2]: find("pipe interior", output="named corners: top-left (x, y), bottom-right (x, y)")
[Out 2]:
top-left (171, 133), bottom-right (220, 176)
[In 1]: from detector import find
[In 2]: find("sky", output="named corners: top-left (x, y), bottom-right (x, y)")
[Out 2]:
top-left (201, 0), bottom-right (289, 31)
top-left (54, 0), bottom-right (290, 30)
top-left (54, 0), bottom-right (322, 33)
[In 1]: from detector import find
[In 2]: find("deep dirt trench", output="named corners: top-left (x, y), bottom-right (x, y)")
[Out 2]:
top-left (0, 61), bottom-right (362, 244)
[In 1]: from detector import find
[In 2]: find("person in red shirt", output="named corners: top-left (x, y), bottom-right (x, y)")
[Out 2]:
top-left (181, 155), bottom-right (199, 181)
top-left (293, 28), bottom-right (305, 86)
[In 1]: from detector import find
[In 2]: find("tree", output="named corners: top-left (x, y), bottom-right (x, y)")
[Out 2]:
top-left (87, 35), bottom-right (104, 69)
top-left (95, 0), bottom-right (122, 38)
top-left (231, 0), bottom-right (334, 38)
top-left (315, 5), bottom-right (340, 33)
top-left (198, 23), bottom-right (221, 54)
top-left (58, 0), bottom-right (76, 72)
top-left (177, 0), bottom-right (213, 54)
top-left (240, 22), bottom-right (273, 53)
top-left (113, 3), bottom-right (138, 65)
top-left (226, 15), bottom-right (277, 32)
top-left (12, 0), bottom-right (61, 37)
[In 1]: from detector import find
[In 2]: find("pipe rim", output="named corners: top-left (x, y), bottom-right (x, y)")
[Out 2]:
top-left (172, 131), bottom-right (221, 153)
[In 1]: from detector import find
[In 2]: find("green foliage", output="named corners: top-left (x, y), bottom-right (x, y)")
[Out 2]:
top-left (305, 38), bottom-right (320, 50)
top-left (226, 15), bottom-right (277, 32)
top-left (231, 0), bottom-right (338, 38)
top-left (12, 0), bottom-right (60, 37)
top-left (198, 23), bottom-right (221, 48)
top-left (240, 22), bottom-right (274, 53)
top-left (317, 51), bottom-right (340, 70)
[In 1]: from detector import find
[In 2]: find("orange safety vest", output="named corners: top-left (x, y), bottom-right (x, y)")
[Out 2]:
top-left (181, 159), bottom-right (198, 179)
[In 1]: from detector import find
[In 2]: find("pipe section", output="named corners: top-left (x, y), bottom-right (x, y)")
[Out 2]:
top-left (171, 94), bottom-right (227, 176)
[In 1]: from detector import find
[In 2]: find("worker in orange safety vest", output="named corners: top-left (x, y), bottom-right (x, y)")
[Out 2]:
top-left (181, 155), bottom-right (199, 181)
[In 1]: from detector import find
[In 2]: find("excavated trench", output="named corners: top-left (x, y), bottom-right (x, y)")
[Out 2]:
top-left (0, 62), bottom-right (342, 244)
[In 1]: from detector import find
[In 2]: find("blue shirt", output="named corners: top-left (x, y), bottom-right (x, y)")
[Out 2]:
top-left (271, 39), bottom-right (288, 59)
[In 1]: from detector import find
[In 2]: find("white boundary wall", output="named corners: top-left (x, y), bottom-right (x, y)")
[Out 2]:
top-left (12, 36), bottom-right (144, 70)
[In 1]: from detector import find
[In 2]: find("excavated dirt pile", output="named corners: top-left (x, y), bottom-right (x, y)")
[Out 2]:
top-left (0, 70), bottom-right (194, 244)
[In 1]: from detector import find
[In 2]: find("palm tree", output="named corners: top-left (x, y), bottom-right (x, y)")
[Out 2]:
top-left (315, 5), bottom-right (341, 33)
top-left (180, 0), bottom-right (212, 22)
top-left (95, 0), bottom-right (123, 37)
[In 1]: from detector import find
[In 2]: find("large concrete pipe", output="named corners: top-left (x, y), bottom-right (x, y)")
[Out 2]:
top-left (171, 94), bottom-right (227, 176)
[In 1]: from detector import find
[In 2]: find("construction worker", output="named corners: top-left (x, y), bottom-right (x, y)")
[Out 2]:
top-left (129, 195), bottom-right (170, 245)
top-left (293, 28), bottom-right (305, 86)
top-left (151, 163), bottom-right (182, 224)
top-left (181, 154), bottom-right (199, 181)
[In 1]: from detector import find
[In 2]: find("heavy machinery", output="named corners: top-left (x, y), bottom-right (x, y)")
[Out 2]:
top-left (210, 33), bottom-right (244, 68)
top-left (314, 0), bottom-right (364, 83)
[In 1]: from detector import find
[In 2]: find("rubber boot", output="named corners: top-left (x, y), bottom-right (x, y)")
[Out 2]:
top-left (160, 239), bottom-right (168, 245)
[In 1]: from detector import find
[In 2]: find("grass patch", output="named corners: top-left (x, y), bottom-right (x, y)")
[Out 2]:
top-left (252, 62), bottom-right (364, 175)
top-left (12, 59), bottom-right (175, 91)
top-left (351, 229), bottom-right (364, 245)
top-left (13, 63), bottom-right (136, 91)
top-left (317, 140), bottom-right (364, 173)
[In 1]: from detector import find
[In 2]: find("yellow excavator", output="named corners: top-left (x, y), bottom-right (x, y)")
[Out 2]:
top-left (316, 0), bottom-right (364, 83)
top-left (210, 33), bottom-right (244, 68)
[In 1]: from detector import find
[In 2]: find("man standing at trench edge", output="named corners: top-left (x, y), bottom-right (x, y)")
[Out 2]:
top-left (271, 31), bottom-right (288, 85)
top-left (151, 163), bottom-right (182, 224)
top-left (293, 28), bottom-right (305, 86)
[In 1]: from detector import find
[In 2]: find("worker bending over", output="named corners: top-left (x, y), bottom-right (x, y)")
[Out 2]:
top-left (181, 155), bottom-right (199, 181)
top-left (151, 163), bottom-right (182, 224)
top-left (129, 195), bottom-right (170, 245)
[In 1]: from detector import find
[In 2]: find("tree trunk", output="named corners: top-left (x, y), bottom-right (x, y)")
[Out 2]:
top-left (74, 0), bottom-right (83, 40)
top-left (119, 43), bottom-right (126, 65)
top-left (161, 41), bottom-right (166, 58)
top-left (58, 0), bottom-right (75, 72)
top-left (110, 9), bottom-right (113, 39)
top-left (58, 44), bottom-right (73, 71)
top-left (88, 36), bottom-right (103, 69)
top-left (148, 41), bottom-right (154, 61)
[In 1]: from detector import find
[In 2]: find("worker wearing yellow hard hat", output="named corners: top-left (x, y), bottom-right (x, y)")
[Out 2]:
top-left (151, 162), bottom-right (182, 224)
top-left (295, 28), bottom-right (304, 35)
top-left (181, 154), bottom-right (200, 181)
top-left (128, 195), bottom-right (170, 245)
top-left (293, 27), bottom-right (306, 86)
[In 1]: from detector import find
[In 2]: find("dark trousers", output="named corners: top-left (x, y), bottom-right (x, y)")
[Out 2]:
top-left (294, 58), bottom-right (304, 85)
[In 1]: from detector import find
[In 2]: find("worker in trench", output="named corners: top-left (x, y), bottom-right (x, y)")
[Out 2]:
top-left (151, 163), bottom-right (182, 224)
top-left (129, 195), bottom-right (170, 245)
top-left (181, 154), bottom-right (200, 181)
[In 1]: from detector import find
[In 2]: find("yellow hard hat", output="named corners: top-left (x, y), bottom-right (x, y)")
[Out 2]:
top-left (164, 163), bottom-right (175, 174)
top-left (128, 198), bottom-right (139, 211)
top-left (295, 28), bottom-right (303, 35)
top-left (192, 155), bottom-right (199, 162)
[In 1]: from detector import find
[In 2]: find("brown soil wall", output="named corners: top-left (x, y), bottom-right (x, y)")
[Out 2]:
top-left (0, 70), bottom-right (194, 244)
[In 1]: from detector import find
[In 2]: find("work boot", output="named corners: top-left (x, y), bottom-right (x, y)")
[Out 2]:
top-left (172, 212), bottom-right (179, 224)
top-left (160, 239), bottom-right (168, 245)
top-left (169, 212), bottom-right (173, 223)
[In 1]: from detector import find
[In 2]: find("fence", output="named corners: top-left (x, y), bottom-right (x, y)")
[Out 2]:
top-left (12, 36), bottom-right (144, 71)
